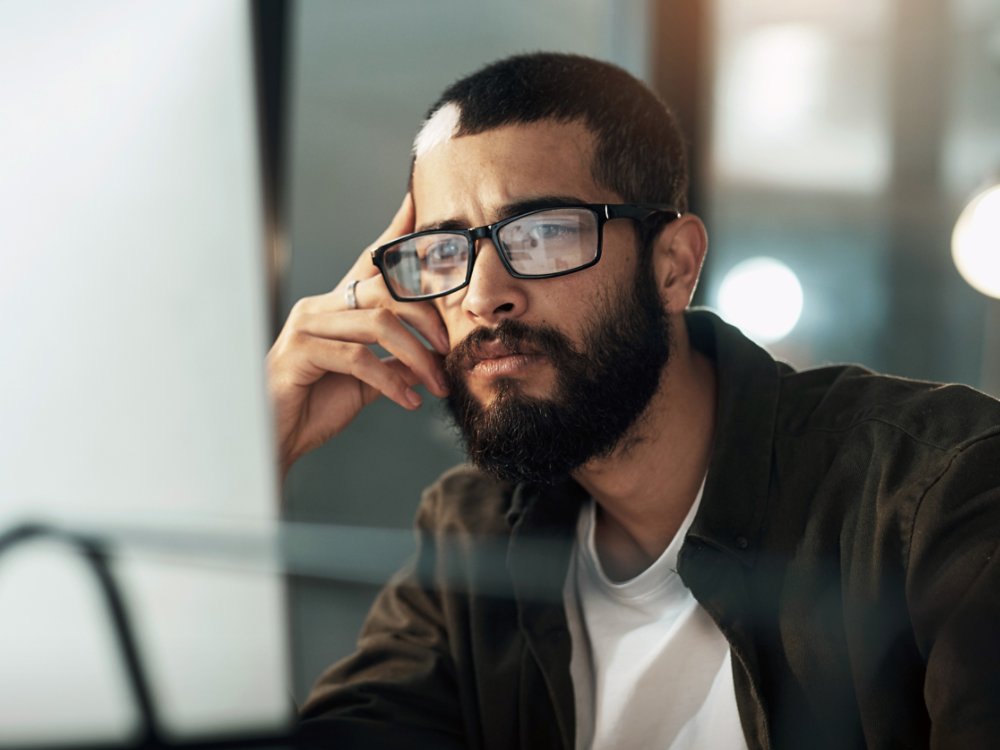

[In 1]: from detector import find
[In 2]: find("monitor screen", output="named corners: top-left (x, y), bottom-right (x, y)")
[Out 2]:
top-left (0, 1), bottom-right (288, 744)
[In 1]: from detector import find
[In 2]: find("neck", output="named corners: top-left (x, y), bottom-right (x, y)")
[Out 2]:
top-left (572, 319), bottom-right (717, 581)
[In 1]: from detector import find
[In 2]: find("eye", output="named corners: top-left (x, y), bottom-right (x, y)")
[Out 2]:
top-left (425, 237), bottom-right (468, 268)
top-left (528, 222), bottom-right (578, 243)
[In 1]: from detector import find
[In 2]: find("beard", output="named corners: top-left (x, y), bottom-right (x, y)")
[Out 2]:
top-left (442, 258), bottom-right (672, 485)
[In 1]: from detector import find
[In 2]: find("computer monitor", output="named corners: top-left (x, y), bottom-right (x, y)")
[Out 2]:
top-left (0, 2), bottom-right (288, 744)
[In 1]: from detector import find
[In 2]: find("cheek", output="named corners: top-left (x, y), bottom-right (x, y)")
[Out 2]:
top-left (434, 298), bottom-right (466, 347)
top-left (542, 266), bottom-right (622, 316)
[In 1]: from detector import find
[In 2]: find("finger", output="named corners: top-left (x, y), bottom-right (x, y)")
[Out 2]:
top-left (304, 276), bottom-right (451, 354)
top-left (349, 278), bottom-right (450, 354)
top-left (297, 338), bottom-right (426, 412)
top-left (357, 356), bottom-right (424, 409)
top-left (330, 193), bottom-right (416, 313)
top-left (392, 302), bottom-right (451, 356)
top-left (297, 308), bottom-right (449, 397)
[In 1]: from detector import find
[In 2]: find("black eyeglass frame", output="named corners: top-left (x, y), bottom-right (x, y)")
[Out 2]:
top-left (370, 203), bottom-right (681, 302)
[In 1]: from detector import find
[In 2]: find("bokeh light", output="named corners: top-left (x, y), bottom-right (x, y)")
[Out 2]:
top-left (716, 257), bottom-right (804, 344)
top-left (952, 184), bottom-right (1000, 299)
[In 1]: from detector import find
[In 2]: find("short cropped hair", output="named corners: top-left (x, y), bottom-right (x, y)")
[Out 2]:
top-left (415, 52), bottom-right (689, 213)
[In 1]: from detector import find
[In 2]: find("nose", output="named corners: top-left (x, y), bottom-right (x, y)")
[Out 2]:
top-left (459, 238), bottom-right (528, 325)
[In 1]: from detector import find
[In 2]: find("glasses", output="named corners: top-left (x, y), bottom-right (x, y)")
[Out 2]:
top-left (371, 203), bottom-right (680, 301)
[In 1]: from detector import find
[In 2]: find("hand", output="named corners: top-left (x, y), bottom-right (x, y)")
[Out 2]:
top-left (266, 194), bottom-right (451, 479)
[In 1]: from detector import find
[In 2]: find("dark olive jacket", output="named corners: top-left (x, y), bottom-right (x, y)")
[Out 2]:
top-left (298, 310), bottom-right (1000, 749)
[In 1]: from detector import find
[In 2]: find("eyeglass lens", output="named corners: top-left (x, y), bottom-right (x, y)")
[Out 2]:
top-left (381, 207), bottom-right (600, 299)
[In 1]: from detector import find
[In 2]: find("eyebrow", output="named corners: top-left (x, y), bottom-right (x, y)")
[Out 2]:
top-left (415, 194), bottom-right (589, 233)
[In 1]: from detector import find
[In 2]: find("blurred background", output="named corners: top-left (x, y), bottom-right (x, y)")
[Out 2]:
top-left (1, 0), bottom-right (997, 738)
top-left (278, 0), bottom-right (1000, 702)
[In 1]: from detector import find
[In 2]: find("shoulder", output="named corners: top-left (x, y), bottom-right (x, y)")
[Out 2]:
top-left (415, 464), bottom-right (517, 536)
top-left (776, 364), bottom-right (1000, 452)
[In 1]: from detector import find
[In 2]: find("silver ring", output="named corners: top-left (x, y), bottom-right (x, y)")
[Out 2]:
top-left (345, 279), bottom-right (360, 310)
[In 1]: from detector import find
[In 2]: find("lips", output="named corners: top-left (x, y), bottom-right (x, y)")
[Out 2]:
top-left (468, 340), bottom-right (538, 368)
top-left (444, 320), bottom-right (564, 380)
top-left (469, 351), bottom-right (545, 381)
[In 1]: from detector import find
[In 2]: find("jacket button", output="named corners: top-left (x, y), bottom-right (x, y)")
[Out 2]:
top-left (735, 535), bottom-right (749, 550)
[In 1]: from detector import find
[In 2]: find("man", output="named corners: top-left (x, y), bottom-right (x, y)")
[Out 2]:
top-left (269, 53), bottom-right (1000, 749)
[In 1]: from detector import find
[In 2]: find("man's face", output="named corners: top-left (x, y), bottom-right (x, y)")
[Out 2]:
top-left (411, 120), bottom-right (671, 483)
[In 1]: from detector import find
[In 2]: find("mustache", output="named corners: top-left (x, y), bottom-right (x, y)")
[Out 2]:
top-left (444, 320), bottom-right (577, 372)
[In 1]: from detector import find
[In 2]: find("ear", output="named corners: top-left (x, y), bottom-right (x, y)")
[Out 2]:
top-left (650, 214), bottom-right (708, 314)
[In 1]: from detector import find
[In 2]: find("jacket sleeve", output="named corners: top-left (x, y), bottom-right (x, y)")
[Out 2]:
top-left (295, 486), bottom-right (468, 750)
top-left (906, 430), bottom-right (1000, 747)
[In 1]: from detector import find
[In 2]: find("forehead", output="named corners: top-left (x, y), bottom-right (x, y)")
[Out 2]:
top-left (411, 120), bottom-right (615, 227)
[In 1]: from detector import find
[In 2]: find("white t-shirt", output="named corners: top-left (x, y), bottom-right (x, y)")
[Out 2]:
top-left (562, 484), bottom-right (748, 750)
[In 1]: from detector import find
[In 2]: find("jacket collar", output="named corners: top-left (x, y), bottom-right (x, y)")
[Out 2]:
top-left (685, 309), bottom-right (782, 566)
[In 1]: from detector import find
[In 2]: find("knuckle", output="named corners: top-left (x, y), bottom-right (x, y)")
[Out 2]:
top-left (343, 344), bottom-right (365, 366)
top-left (344, 343), bottom-right (373, 370)
top-left (370, 306), bottom-right (398, 329)
top-left (267, 334), bottom-right (296, 362)
top-left (281, 328), bottom-right (308, 352)
top-left (289, 297), bottom-right (313, 319)
top-left (287, 297), bottom-right (324, 327)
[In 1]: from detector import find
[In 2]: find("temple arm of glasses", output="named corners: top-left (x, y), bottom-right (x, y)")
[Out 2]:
top-left (602, 204), bottom-right (680, 221)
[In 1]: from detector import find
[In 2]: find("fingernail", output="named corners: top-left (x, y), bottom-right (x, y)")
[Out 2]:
top-left (405, 388), bottom-right (422, 408)
top-left (437, 374), bottom-right (450, 395)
